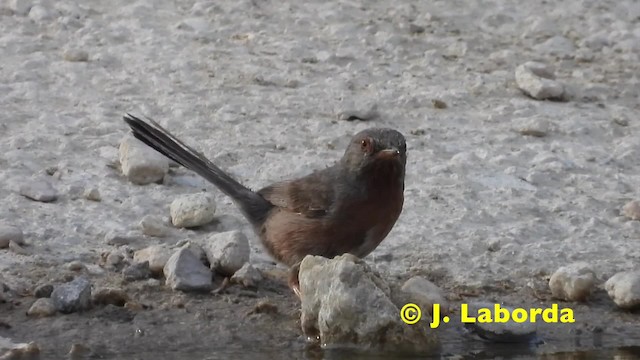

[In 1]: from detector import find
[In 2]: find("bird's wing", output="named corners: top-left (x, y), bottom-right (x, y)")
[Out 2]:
top-left (257, 170), bottom-right (336, 218)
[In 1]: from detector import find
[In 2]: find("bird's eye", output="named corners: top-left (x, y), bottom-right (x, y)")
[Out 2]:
top-left (360, 138), bottom-right (373, 153)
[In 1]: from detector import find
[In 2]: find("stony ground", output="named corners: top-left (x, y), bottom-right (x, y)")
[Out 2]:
top-left (1, 0), bottom-right (639, 358)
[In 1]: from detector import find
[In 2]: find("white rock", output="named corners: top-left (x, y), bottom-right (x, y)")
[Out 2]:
top-left (0, 225), bottom-right (24, 248)
top-left (170, 193), bottom-right (216, 228)
top-left (133, 245), bottom-right (172, 275)
top-left (549, 262), bottom-right (596, 301)
top-left (299, 254), bottom-right (438, 351)
top-left (119, 135), bottom-right (169, 185)
top-left (622, 200), bottom-right (640, 220)
top-left (139, 215), bottom-right (170, 237)
top-left (401, 276), bottom-right (448, 314)
top-left (203, 230), bottom-right (250, 276)
top-left (7, 0), bottom-right (33, 15)
top-left (175, 17), bottom-right (209, 32)
top-left (515, 61), bottom-right (566, 100)
top-left (19, 179), bottom-right (58, 202)
top-left (163, 248), bottom-right (213, 292)
top-left (83, 188), bottom-right (101, 201)
top-left (605, 270), bottom-right (640, 310)
top-left (511, 116), bottom-right (550, 137)
top-left (28, 4), bottom-right (50, 21)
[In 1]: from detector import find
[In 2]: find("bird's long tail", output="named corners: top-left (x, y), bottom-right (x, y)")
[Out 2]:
top-left (123, 113), bottom-right (273, 225)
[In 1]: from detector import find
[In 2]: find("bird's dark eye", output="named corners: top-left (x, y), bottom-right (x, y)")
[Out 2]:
top-left (360, 138), bottom-right (373, 153)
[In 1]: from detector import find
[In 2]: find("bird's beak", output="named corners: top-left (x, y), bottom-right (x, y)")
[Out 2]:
top-left (377, 148), bottom-right (401, 159)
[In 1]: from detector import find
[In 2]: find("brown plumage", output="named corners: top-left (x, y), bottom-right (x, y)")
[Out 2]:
top-left (123, 114), bottom-right (407, 296)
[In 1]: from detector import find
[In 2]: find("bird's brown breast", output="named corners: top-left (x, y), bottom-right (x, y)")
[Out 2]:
top-left (258, 162), bottom-right (405, 267)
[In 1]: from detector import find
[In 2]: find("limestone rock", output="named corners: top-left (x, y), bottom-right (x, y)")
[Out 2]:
top-left (203, 230), bottom-right (249, 276)
top-left (299, 254), bottom-right (438, 353)
top-left (605, 270), bottom-right (640, 310)
top-left (119, 135), bottom-right (169, 185)
top-left (549, 262), bottom-right (595, 301)
top-left (170, 193), bottom-right (217, 228)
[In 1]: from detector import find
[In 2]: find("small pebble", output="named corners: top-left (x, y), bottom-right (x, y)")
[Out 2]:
top-left (604, 270), bottom-right (640, 310)
top-left (26, 298), bottom-right (57, 318)
top-left (119, 135), bottom-right (169, 185)
top-left (515, 61), bottom-right (566, 100)
top-left (19, 179), bottom-right (58, 202)
top-left (104, 231), bottom-right (138, 246)
top-left (401, 276), bottom-right (449, 315)
top-left (92, 287), bottom-right (129, 307)
top-left (122, 261), bottom-right (151, 281)
top-left (164, 248), bottom-right (213, 292)
top-left (622, 200), bottom-right (640, 221)
top-left (170, 193), bottom-right (217, 228)
top-left (0, 225), bottom-right (24, 249)
top-left (65, 261), bottom-right (85, 271)
top-left (28, 4), bottom-right (50, 21)
top-left (230, 263), bottom-right (262, 289)
top-left (512, 116), bottom-right (550, 137)
top-left (83, 188), bottom-right (101, 202)
top-left (408, 23), bottom-right (425, 34)
top-left (9, 241), bottom-right (29, 255)
top-left (432, 99), bottom-right (448, 109)
top-left (33, 284), bottom-right (53, 298)
top-left (133, 245), bottom-right (172, 274)
top-left (204, 230), bottom-right (250, 276)
top-left (63, 49), bottom-right (89, 62)
top-left (464, 302), bottom-right (537, 343)
top-left (139, 215), bottom-right (170, 237)
top-left (337, 106), bottom-right (380, 121)
top-left (549, 262), bottom-right (595, 302)
top-left (8, 0), bottom-right (34, 15)
top-left (68, 343), bottom-right (91, 359)
top-left (51, 277), bottom-right (92, 314)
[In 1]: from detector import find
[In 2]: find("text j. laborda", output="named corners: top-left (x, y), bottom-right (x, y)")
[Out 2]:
top-left (400, 303), bottom-right (575, 328)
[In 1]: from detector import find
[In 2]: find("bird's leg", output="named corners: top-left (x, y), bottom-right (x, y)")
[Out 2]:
top-left (288, 261), bottom-right (302, 299)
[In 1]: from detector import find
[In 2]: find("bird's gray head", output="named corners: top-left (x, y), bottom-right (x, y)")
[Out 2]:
top-left (340, 128), bottom-right (407, 175)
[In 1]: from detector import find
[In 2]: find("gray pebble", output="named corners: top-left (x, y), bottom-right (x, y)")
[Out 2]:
top-left (19, 179), bottom-right (58, 202)
top-left (515, 62), bottom-right (566, 100)
top-left (230, 263), bottom-right (262, 289)
top-left (51, 277), bottom-right (92, 314)
top-left (463, 302), bottom-right (537, 343)
top-left (164, 248), bottom-right (213, 292)
top-left (34, 284), bottom-right (54, 298)
top-left (0, 225), bottom-right (24, 249)
top-left (63, 49), bottom-right (89, 62)
top-left (122, 261), bottom-right (151, 281)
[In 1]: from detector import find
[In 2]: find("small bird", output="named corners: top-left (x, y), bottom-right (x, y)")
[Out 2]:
top-left (123, 114), bottom-right (407, 297)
